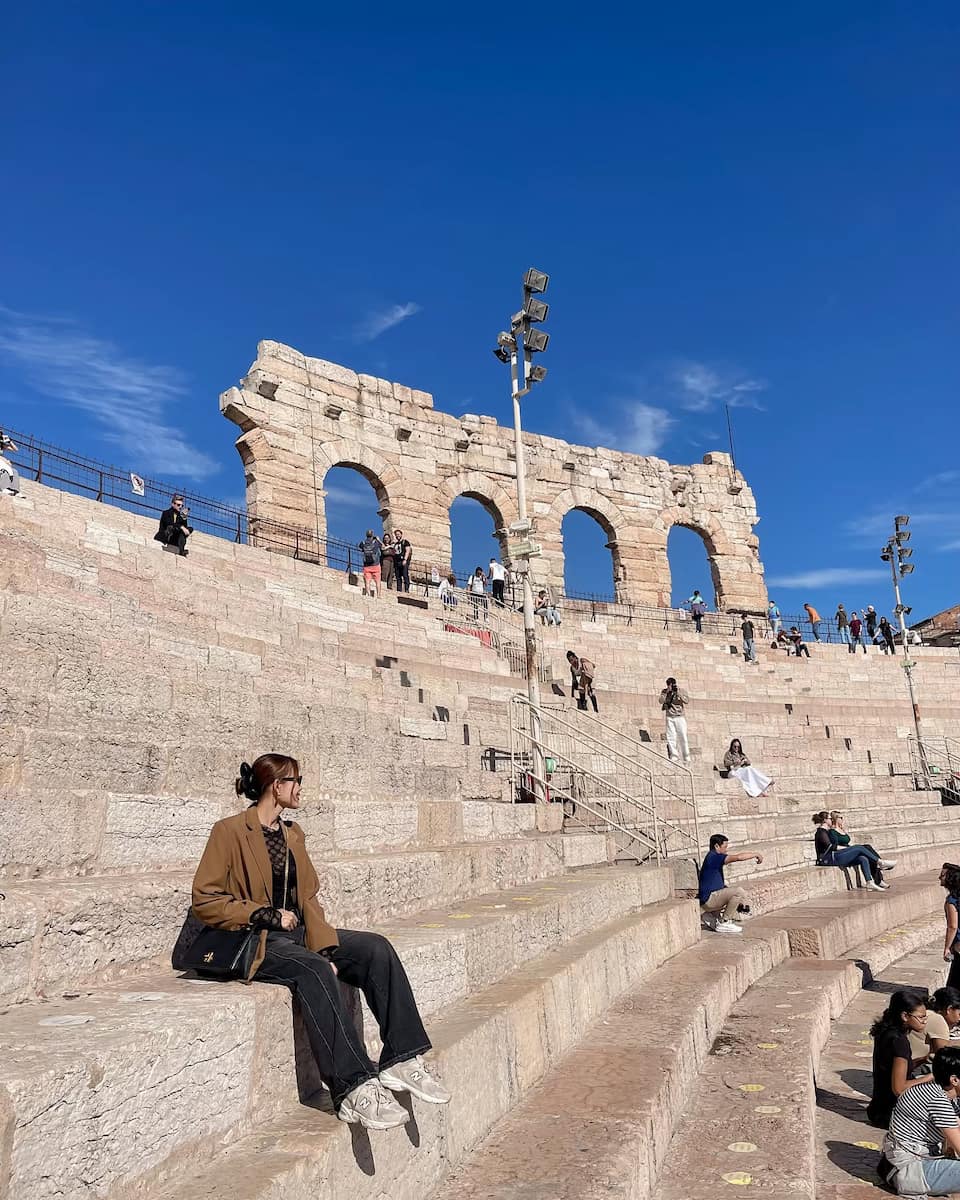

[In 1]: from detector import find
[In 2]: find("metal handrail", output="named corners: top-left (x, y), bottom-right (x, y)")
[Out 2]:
top-left (508, 694), bottom-right (701, 862)
top-left (909, 735), bottom-right (960, 803)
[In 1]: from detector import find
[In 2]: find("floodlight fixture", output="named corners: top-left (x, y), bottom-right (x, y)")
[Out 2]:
top-left (523, 328), bottom-right (550, 354)
top-left (895, 514), bottom-right (910, 528)
top-left (898, 547), bottom-right (913, 559)
top-left (900, 563), bottom-right (915, 576)
top-left (528, 364), bottom-right (548, 383)
top-left (896, 530), bottom-right (911, 544)
top-left (497, 331), bottom-right (517, 351)
top-left (493, 346), bottom-right (511, 364)
top-left (511, 311), bottom-right (526, 333)
top-left (880, 550), bottom-right (892, 562)
top-left (522, 296), bottom-right (549, 323)
top-left (523, 267), bottom-right (549, 294)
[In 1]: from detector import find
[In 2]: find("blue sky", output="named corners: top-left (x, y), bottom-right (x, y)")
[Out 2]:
top-left (2, 4), bottom-right (958, 620)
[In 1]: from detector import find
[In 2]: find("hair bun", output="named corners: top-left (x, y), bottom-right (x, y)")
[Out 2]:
top-left (236, 760), bottom-right (259, 801)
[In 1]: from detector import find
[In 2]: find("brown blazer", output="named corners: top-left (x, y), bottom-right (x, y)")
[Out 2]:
top-left (192, 807), bottom-right (338, 979)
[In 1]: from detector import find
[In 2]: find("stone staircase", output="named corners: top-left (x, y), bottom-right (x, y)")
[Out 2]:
top-left (3, 480), bottom-right (960, 1200)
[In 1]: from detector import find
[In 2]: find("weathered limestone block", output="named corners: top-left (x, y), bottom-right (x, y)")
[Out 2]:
top-left (220, 342), bottom-right (768, 611)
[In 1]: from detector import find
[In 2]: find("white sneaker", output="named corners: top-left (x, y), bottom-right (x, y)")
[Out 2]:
top-left (865, 880), bottom-right (886, 892)
top-left (880, 860), bottom-right (897, 871)
top-left (338, 1080), bottom-right (409, 1130)
top-left (715, 920), bottom-right (743, 934)
top-left (379, 1055), bottom-right (451, 1105)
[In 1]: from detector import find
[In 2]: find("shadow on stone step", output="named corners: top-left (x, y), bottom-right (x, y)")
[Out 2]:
top-left (824, 1138), bottom-right (887, 1188)
top-left (838, 1068), bottom-right (873, 1098)
top-left (817, 1085), bottom-right (870, 1121)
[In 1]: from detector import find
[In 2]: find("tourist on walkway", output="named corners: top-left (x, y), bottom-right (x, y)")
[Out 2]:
top-left (392, 530), bottom-right (412, 592)
top-left (190, 754), bottom-right (450, 1131)
top-left (741, 616), bottom-right (757, 663)
top-left (380, 535), bottom-right (396, 590)
top-left (849, 611), bottom-right (868, 654)
top-left (358, 530), bottom-right (383, 598)
top-left (789, 626), bottom-right (810, 657)
top-left (941, 864), bottom-right (960, 991)
top-left (155, 494), bottom-right (193, 556)
top-left (488, 558), bottom-right (506, 607)
top-left (438, 572), bottom-right (458, 609)
top-left (803, 602), bottom-right (822, 642)
top-left (722, 739), bottom-right (773, 797)
top-left (566, 650), bottom-right (598, 713)
top-left (836, 603), bottom-right (851, 645)
top-left (829, 811), bottom-right (891, 888)
top-left (660, 677), bottom-right (690, 763)
top-left (468, 566), bottom-right (488, 620)
top-left (880, 615), bottom-right (897, 654)
top-left (867, 989), bottom-right (931, 1127)
top-left (697, 833), bottom-right (762, 934)
top-left (878, 1045), bottom-right (960, 1196)
top-left (811, 812), bottom-right (893, 891)
top-left (865, 605), bottom-right (879, 643)
top-left (0, 432), bottom-right (20, 495)
top-left (688, 589), bottom-right (707, 634)
top-left (535, 589), bottom-right (561, 626)
top-left (768, 600), bottom-right (782, 639)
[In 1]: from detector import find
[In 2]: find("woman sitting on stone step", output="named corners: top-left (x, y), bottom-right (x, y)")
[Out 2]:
top-left (924, 988), bottom-right (960, 1054)
top-left (811, 811), bottom-right (894, 892)
top-left (868, 989), bottom-right (933, 1128)
top-left (190, 753), bottom-right (451, 1132)
top-left (722, 739), bottom-right (773, 798)
top-left (828, 810), bottom-right (893, 889)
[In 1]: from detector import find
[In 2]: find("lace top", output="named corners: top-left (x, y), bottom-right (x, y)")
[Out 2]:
top-left (249, 824), bottom-right (301, 931)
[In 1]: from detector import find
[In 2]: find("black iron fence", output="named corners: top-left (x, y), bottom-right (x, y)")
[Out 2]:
top-left (3, 427), bottom-right (900, 646)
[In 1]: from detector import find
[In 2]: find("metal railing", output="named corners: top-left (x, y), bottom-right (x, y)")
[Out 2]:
top-left (508, 695), bottom-right (701, 864)
top-left (434, 596), bottom-right (551, 681)
top-left (910, 735), bottom-right (960, 805)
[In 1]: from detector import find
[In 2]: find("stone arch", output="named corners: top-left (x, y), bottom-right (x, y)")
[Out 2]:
top-left (315, 438), bottom-right (401, 525)
top-left (439, 471), bottom-right (517, 571)
top-left (657, 506), bottom-right (737, 610)
top-left (544, 488), bottom-right (631, 600)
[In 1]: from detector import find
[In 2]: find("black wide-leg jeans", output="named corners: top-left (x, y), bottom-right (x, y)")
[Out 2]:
top-left (256, 928), bottom-right (431, 1107)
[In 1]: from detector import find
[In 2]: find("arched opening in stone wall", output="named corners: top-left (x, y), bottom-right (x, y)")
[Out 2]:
top-left (561, 507), bottom-right (620, 601)
top-left (322, 465), bottom-right (388, 570)
top-left (667, 524), bottom-right (722, 610)
top-left (449, 494), bottom-right (507, 587)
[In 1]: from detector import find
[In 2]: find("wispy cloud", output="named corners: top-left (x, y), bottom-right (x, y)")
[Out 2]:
top-left (915, 470), bottom-right (960, 492)
top-left (571, 401), bottom-right (674, 456)
top-left (354, 302), bottom-right (421, 342)
top-left (846, 507), bottom-right (960, 553)
top-left (672, 360), bottom-right (768, 412)
top-left (0, 306), bottom-right (219, 479)
top-left (766, 567), bottom-right (888, 589)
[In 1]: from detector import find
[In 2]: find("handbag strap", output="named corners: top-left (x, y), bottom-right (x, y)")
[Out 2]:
top-left (280, 822), bottom-right (290, 912)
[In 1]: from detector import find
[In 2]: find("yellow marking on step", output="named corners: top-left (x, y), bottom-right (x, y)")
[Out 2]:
top-left (738, 1083), bottom-right (765, 1093)
top-left (728, 1142), bottom-right (758, 1153)
top-left (854, 1141), bottom-right (880, 1151)
top-left (757, 1042), bottom-right (780, 1050)
top-left (721, 1172), bottom-right (752, 1185)
top-left (754, 1105), bottom-right (781, 1114)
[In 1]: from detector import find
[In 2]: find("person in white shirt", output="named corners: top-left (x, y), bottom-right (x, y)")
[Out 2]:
top-left (437, 573), bottom-right (458, 608)
top-left (0, 432), bottom-right (20, 495)
top-left (488, 558), bottom-right (507, 607)
top-left (469, 566), bottom-right (488, 620)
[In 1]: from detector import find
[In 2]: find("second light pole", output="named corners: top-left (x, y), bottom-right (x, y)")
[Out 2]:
top-left (494, 267), bottom-right (550, 794)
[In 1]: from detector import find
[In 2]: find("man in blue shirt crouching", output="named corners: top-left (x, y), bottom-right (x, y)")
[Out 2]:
top-left (698, 832), bottom-right (763, 934)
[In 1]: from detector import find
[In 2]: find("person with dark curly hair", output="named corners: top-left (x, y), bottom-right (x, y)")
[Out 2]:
top-left (189, 753), bottom-right (451, 1131)
top-left (941, 863), bottom-right (960, 991)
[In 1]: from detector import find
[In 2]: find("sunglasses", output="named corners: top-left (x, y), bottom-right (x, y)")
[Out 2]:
top-left (278, 775), bottom-right (303, 785)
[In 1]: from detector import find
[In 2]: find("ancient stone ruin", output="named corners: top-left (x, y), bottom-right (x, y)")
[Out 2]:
top-left (221, 340), bottom-right (768, 611)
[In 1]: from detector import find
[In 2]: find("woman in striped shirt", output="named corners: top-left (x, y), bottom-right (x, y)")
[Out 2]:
top-left (880, 1045), bottom-right (960, 1196)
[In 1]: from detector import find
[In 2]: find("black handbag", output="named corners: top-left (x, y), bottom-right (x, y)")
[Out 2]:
top-left (173, 821), bottom-right (289, 980)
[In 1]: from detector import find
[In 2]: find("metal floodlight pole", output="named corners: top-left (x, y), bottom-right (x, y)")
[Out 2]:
top-left (885, 518), bottom-right (924, 771)
top-left (495, 269), bottom-right (549, 800)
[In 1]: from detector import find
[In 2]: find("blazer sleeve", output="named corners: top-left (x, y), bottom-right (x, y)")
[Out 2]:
top-left (192, 822), bottom-right (262, 929)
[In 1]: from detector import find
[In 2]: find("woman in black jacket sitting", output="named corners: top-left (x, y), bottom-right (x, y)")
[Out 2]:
top-left (811, 812), bottom-right (892, 891)
top-left (155, 494), bottom-right (193, 555)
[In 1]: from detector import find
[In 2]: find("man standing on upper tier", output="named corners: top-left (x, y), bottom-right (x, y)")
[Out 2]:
top-left (660, 676), bottom-right (691, 763)
top-left (741, 616), bottom-right (757, 663)
top-left (488, 557), bottom-right (506, 607)
top-left (803, 602), bottom-right (822, 642)
top-left (767, 600), bottom-right (781, 640)
top-left (836, 603), bottom-right (851, 645)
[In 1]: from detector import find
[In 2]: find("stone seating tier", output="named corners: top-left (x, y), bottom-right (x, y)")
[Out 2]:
top-left (433, 875), bottom-right (949, 1200)
top-left (0, 865), bottom-right (685, 1200)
